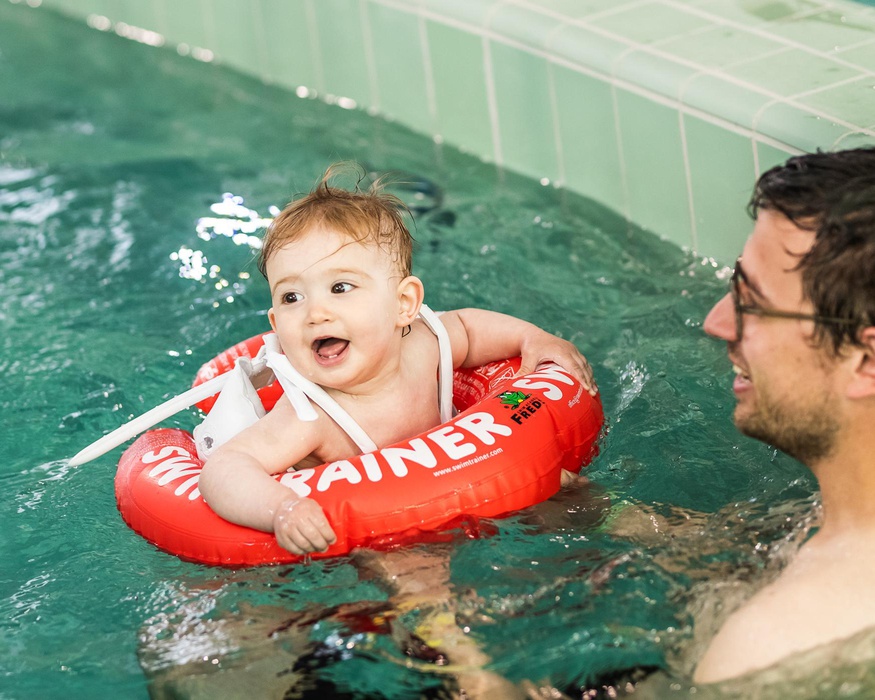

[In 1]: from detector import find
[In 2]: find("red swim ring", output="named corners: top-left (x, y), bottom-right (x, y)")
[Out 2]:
top-left (116, 333), bottom-right (604, 566)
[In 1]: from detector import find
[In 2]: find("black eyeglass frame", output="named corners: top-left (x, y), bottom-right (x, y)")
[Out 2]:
top-left (729, 257), bottom-right (857, 341)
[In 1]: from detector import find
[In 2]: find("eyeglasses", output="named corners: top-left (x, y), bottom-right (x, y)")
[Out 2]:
top-left (729, 257), bottom-right (856, 341)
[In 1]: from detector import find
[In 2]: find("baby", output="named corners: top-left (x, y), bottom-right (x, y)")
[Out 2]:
top-left (198, 164), bottom-right (596, 555)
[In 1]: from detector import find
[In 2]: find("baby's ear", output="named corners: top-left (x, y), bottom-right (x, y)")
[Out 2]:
top-left (396, 275), bottom-right (424, 327)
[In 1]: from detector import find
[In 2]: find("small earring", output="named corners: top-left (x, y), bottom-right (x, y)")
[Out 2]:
top-left (401, 324), bottom-right (411, 338)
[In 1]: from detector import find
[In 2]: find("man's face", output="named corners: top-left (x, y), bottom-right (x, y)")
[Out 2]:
top-left (703, 210), bottom-right (842, 465)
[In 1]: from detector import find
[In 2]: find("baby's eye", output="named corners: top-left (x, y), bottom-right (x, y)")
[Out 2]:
top-left (281, 291), bottom-right (301, 304)
top-left (331, 282), bottom-right (354, 294)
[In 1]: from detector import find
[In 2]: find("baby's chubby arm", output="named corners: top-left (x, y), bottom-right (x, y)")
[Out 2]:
top-left (439, 308), bottom-right (597, 396)
top-left (198, 402), bottom-right (337, 555)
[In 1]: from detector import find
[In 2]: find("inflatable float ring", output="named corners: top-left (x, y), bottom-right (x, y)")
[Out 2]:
top-left (116, 333), bottom-right (604, 566)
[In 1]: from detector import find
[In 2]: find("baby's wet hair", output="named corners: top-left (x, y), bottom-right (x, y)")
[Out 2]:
top-left (258, 162), bottom-right (414, 279)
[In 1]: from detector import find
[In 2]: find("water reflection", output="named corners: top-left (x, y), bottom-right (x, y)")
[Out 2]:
top-left (171, 194), bottom-right (273, 306)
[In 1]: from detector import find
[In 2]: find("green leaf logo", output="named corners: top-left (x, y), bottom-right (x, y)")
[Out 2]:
top-left (498, 390), bottom-right (528, 409)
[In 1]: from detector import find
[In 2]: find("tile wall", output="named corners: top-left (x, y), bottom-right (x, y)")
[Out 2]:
top-left (28, 0), bottom-right (875, 263)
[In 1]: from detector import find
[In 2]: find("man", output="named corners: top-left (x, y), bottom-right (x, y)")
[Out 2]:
top-left (695, 148), bottom-right (875, 683)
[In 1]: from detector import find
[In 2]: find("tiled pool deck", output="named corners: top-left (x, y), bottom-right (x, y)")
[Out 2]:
top-left (28, 0), bottom-right (875, 261)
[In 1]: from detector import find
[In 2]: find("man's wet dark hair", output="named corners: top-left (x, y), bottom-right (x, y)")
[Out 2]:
top-left (749, 147), bottom-right (875, 354)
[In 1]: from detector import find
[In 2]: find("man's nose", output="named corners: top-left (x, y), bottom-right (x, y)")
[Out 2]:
top-left (703, 293), bottom-right (737, 341)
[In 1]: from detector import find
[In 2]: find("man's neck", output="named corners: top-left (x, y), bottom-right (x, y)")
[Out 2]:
top-left (811, 425), bottom-right (875, 537)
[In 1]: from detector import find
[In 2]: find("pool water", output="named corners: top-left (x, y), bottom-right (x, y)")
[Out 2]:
top-left (1, 4), bottom-right (863, 699)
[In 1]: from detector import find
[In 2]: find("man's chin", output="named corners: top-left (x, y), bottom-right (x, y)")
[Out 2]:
top-left (733, 406), bottom-right (836, 465)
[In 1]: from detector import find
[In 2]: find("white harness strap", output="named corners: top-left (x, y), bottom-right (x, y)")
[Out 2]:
top-left (417, 304), bottom-right (454, 424)
top-left (193, 304), bottom-right (454, 461)
top-left (267, 303), bottom-right (454, 450)
top-left (264, 336), bottom-right (378, 454)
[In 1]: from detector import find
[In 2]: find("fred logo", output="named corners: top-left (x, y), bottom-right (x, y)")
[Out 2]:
top-left (498, 390), bottom-right (546, 425)
top-left (498, 390), bottom-right (529, 409)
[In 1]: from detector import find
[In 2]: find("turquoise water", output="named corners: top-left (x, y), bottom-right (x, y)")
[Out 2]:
top-left (0, 4), bottom-right (839, 699)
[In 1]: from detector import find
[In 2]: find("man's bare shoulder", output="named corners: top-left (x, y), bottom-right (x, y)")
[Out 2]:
top-left (695, 534), bottom-right (875, 684)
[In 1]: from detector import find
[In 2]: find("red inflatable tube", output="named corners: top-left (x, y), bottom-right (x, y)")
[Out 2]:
top-left (116, 334), bottom-right (604, 567)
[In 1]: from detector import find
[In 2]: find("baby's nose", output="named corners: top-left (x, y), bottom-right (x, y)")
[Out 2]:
top-left (305, 297), bottom-right (333, 324)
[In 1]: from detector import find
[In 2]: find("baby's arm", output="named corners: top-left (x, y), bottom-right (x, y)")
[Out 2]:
top-left (198, 402), bottom-right (337, 555)
top-left (439, 308), bottom-right (597, 395)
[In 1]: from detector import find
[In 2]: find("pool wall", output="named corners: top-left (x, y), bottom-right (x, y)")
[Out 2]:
top-left (29, 0), bottom-right (875, 262)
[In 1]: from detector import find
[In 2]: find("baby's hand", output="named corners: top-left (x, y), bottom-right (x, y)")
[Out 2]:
top-left (518, 331), bottom-right (597, 396)
top-left (273, 496), bottom-right (337, 555)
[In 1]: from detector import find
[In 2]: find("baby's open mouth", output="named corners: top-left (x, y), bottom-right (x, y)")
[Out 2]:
top-left (313, 337), bottom-right (349, 360)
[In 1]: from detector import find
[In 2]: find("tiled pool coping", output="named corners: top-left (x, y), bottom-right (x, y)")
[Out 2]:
top-left (28, 0), bottom-right (875, 262)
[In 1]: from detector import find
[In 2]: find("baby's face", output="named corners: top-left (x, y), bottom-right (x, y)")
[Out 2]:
top-left (266, 225), bottom-right (406, 391)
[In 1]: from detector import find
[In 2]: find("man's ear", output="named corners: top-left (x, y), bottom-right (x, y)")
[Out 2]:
top-left (396, 275), bottom-right (424, 328)
top-left (847, 327), bottom-right (875, 400)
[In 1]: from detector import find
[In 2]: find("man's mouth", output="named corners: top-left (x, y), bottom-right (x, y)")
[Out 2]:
top-left (313, 337), bottom-right (349, 361)
top-left (732, 364), bottom-right (750, 381)
top-left (731, 362), bottom-right (752, 393)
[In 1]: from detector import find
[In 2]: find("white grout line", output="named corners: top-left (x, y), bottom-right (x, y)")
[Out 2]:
top-left (417, 11), bottom-right (440, 138)
top-left (382, 0), bottom-right (875, 137)
top-left (304, 0), bottom-right (324, 94)
top-left (660, 0), bottom-right (875, 78)
top-left (250, 0), bottom-right (270, 84)
top-left (751, 137), bottom-right (762, 178)
top-left (610, 81), bottom-right (631, 221)
top-left (786, 72), bottom-right (872, 101)
top-left (837, 33), bottom-right (875, 53)
top-left (267, 0), bottom-right (874, 168)
top-left (154, 0), bottom-right (169, 38)
top-left (482, 34), bottom-right (504, 167)
top-left (679, 111), bottom-right (698, 251)
top-left (360, 0), bottom-right (381, 112)
top-left (545, 61), bottom-right (565, 188)
top-left (199, 0), bottom-right (216, 52)
top-left (499, 0), bottom-right (875, 84)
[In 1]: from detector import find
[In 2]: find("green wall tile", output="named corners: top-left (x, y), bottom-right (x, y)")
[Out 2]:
top-left (681, 74), bottom-right (772, 131)
top-left (837, 42), bottom-right (875, 72)
top-left (616, 89), bottom-right (692, 247)
top-left (694, 0), bottom-right (799, 24)
top-left (507, 0), bottom-right (636, 19)
top-left (312, 0), bottom-right (371, 104)
top-left (420, 0), bottom-right (503, 28)
top-left (548, 24), bottom-right (628, 77)
top-left (426, 20), bottom-right (493, 159)
top-left (551, 64), bottom-right (624, 214)
top-left (756, 102), bottom-right (855, 152)
top-left (658, 25), bottom-right (784, 69)
top-left (755, 141), bottom-right (797, 177)
top-left (209, 0), bottom-right (262, 76)
top-left (613, 49), bottom-right (698, 102)
top-left (36, 0), bottom-right (75, 15)
top-left (113, 0), bottom-right (161, 31)
top-left (725, 48), bottom-right (862, 98)
top-left (156, 0), bottom-right (209, 50)
top-left (257, 0), bottom-right (317, 90)
top-left (590, 2), bottom-right (712, 45)
top-left (367, 3), bottom-right (432, 135)
top-left (797, 77), bottom-right (875, 131)
top-left (833, 131), bottom-right (875, 149)
top-left (490, 42), bottom-right (559, 182)
top-left (487, 5), bottom-right (565, 52)
top-left (62, 0), bottom-right (113, 20)
top-left (766, 9), bottom-right (875, 53)
top-left (684, 116), bottom-right (756, 262)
